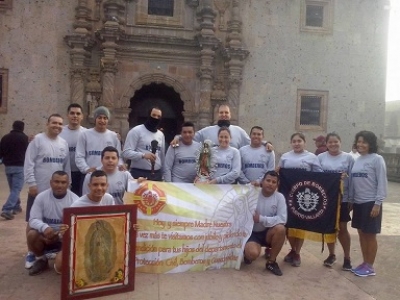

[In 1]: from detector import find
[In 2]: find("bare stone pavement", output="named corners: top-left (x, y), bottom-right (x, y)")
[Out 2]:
top-left (0, 164), bottom-right (399, 300)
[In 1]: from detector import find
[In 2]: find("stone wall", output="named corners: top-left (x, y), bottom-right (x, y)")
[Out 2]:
top-left (239, 0), bottom-right (389, 152)
top-left (0, 0), bottom-right (75, 137)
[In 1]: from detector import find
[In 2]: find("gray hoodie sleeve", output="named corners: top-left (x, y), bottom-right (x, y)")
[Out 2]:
top-left (29, 194), bottom-right (49, 233)
top-left (374, 155), bottom-right (388, 206)
top-left (122, 128), bottom-right (143, 161)
top-left (75, 132), bottom-right (90, 173)
top-left (163, 146), bottom-right (174, 182)
top-left (259, 193), bottom-right (287, 227)
top-left (24, 137), bottom-right (39, 187)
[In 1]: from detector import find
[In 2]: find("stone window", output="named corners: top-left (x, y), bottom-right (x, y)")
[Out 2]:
top-left (148, 0), bottom-right (174, 17)
top-left (296, 90), bottom-right (328, 131)
top-left (0, 0), bottom-right (12, 11)
top-left (136, 0), bottom-right (184, 27)
top-left (300, 0), bottom-right (334, 34)
top-left (0, 69), bottom-right (8, 113)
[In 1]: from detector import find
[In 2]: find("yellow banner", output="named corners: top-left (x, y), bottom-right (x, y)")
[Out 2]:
top-left (124, 182), bottom-right (258, 273)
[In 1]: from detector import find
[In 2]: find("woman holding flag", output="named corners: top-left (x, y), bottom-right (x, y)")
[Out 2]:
top-left (318, 133), bottom-right (355, 271)
top-left (278, 132), bottom-right (323, 267)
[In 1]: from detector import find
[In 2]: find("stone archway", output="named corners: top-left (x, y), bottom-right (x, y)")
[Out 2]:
top-left (129, 83), bottom-right (184, 145)
top-left (117, 72), bottom-right (196, 143)
top-left (119, 73), bottom-right (195, 119)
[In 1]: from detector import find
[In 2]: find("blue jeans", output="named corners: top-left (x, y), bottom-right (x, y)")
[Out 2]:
top-left (2, 166), bottom-right (24, 213)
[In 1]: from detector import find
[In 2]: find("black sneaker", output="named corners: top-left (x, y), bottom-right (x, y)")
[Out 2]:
top-left (243, 256), bottom-right (252, 265)
top-left (323, 254), bottom-right (336, 267)
top-left (266, 261), bottom-right (283, 276)
top-left (12, 207), bottom-right (23, 215)
top-left (29, 258), bottom-right (49, 276)
top-left (342, 258), bottom-right (352, 271)
top-left (1, 211), bottom-right (14, 220)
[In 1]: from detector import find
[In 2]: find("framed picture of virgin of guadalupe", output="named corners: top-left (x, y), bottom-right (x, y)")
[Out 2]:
top-left (61, 204), bottom-right (137, 300)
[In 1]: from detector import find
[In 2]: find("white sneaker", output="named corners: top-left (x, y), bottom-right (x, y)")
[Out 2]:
top-left (25, 252), bottom-right (36, 269)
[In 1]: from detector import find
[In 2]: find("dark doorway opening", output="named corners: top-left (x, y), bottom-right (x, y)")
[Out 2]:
top-left (129, 83), bottom-right (184, 145)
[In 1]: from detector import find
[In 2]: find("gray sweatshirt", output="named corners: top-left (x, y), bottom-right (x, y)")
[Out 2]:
top-left (278, 150), bottom-right (323, 172)
top-left (253, 191), bottom-right (287, 232)
top-left (82, 169), bottom-right (133, 205)
top-left (29, 189), bottom-right (79, 233)
top-left (211, 146), bottom-right (241, 184)
top-left (75, 128), bottom-right (123, 173)
top-left (59, 125), bottom-right (87, 172)
top-left (164, 141), bottom-right (200, 182)
top-left (122, 124), bottom-right (165, 172)
top-left (349, 153), bottom-right (387, 206)
top-left (318, 151), bottom-right (354, 202)
top-left (194, 125), bottom-right (250, 149)
top-left (24, 133), bottom-right (71, 193)
top-left (238, 145), bottom-right (275, 184)
top-left (71, 193), bottom-right (115, 207)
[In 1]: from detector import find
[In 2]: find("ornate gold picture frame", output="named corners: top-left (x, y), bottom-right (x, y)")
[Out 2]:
top-left (61, 205), bottom-right (137, 300)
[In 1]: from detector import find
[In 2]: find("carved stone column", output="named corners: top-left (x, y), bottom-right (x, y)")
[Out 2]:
top-left (65, 0), bottom-right (94, 118)
top-left (98, 1), bottom-right (125, 113)
top-left (224, 0), bottom-right (248, 123)
top-left (196, 0), bottom-right (219, 128)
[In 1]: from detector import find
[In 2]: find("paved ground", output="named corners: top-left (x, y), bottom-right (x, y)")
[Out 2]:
top-left (0, 164), bottom-right (399, 300)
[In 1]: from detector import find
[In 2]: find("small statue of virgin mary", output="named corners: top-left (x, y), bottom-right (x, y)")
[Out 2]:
top-left (194, 139), bottom-right (216, 183)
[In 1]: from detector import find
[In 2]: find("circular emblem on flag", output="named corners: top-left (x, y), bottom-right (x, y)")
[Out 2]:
top-left (288, 181), bottom-right (328, 220)
top-left (132, 183), bottom-right (167, 215)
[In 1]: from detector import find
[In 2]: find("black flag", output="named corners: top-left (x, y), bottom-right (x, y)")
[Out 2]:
top-left (278, 168), bottom-right (341, 243)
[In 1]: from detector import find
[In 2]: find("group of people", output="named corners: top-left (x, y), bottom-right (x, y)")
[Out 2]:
top-left (0, 103), bottom-right (387, 279)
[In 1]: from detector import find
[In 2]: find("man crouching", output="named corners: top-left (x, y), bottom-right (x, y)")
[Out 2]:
top-left (27, 171), bottom-right (78, 276)
top-left (243, 171), bottom-right (287, 276)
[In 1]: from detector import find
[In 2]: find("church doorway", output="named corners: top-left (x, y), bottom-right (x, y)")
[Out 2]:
top-left (128, 83), bottom-right (185, 145)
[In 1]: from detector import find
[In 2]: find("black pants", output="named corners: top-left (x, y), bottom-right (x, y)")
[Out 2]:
top-left (130, 168), bottom-right (162, 181)
top-left (71, 171), bottom-right (84, 196)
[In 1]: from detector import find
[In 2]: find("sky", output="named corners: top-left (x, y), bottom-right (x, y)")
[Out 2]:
top-left (386, 0), bottom-right (400, 102)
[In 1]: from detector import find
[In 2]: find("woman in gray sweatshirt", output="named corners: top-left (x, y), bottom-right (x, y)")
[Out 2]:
top-left (349, 131), bottom-right (387, 277)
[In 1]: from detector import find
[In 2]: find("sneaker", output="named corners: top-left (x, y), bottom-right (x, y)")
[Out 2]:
top-left (284, 249), bottom-right (296, 263)
top-left (266, 261), bottom-right (283, 276)
top-left (29, 258), bottom-right (49, 276)
top-left (12, 207), bottom-right (23, 215)
top-left (353, 264), bottom-right (376, 277)
top-left (1, 211), bottom-right (14, 220)
top-left (243, 256), bottom-right (252, 265)
top-left (291, 253), bottom-right (301, 267)
top-left (25, 252), bottom-right (36, 269)
top-left (45, 249), bottom-right (58, 260)
top-left (323, 254), bottom-right (336, 267)
top-left (264, 247), bottom-right (271, 259)
top-left (342, 258), bottom-right (352, 271)
top-left (351, 262), bottom-right (366, 274)
top-left (243, 251), bottom-right (252, 265)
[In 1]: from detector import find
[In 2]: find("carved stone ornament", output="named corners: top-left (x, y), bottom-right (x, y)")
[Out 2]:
top-left (214, 0), bottom-right (231, 30)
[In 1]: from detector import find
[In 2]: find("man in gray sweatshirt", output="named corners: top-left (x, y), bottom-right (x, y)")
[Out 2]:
top-left (27, 171), bottom-right (78, 276)
top-left (243, 171), bottom-right (287, 276)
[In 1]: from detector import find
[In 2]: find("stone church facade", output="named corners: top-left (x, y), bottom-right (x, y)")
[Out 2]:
top-left (0, 0), bottom-right (389, 150)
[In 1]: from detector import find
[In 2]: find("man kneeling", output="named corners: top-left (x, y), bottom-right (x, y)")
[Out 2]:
top-left (27, 171), bottom-right (78, 276)
top-left (243, 171), bottom-right (287, 276)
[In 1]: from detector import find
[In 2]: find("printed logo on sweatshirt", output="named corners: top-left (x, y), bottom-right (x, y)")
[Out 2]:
top-left (244, 163), bottom-right (265, 169)
top-left (88, 150), bottom-right (102, 156)
top-left (352, 172), bottom-right (368, 178)
top-left (178, 158), bottom-right (196, 164)
top-left (216, 163), bottom-right (231, 169)
top-left (42, 157), bottom-right (65, 163)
